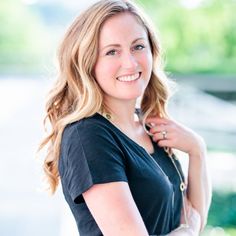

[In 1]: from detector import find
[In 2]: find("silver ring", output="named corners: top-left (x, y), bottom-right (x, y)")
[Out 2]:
top-left (161, 130), bottom-right (167, 139)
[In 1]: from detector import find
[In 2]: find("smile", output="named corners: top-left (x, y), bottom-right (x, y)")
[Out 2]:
top-left (117, 72), bottom-right (141, 82)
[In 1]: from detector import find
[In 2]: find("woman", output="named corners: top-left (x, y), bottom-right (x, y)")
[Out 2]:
top-left (40, 0), bottom-right (211, 235)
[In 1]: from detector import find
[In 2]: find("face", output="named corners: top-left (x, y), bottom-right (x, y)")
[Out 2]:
top-left (94, 12), bottom-right (153, 105)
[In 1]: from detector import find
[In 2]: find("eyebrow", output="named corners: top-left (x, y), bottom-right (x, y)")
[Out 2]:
top-left (101, 37), bottom-right (146, 51)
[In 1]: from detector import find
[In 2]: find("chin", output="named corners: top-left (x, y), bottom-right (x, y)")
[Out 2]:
top-left (121, 93), bottom-right (143, 100)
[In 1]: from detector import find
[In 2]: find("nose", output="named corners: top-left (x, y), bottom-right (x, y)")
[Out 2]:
top-left (121, 51), bottom-right (138, 70)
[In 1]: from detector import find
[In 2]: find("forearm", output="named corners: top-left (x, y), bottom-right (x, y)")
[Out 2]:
top-left (166, 203), bottom-right (201, 236)
top-left (187, 144), bottom-right (212, 230)
top-left (146, 117), bottom-right (212, 233)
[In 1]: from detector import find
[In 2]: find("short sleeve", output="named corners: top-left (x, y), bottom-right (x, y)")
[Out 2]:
top-left (59, 121), bottom-right (128, 204)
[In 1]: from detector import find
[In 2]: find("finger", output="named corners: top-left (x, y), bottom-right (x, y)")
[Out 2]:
top-left (156, 140), bottom-right (172, 148)
top-left (152, 132), bottom-right (164, 141)
top-left (149, 124), bottom-right (167, 134)
top-left (152, 131), bottom-right (171, 142)
top-left (145, 116), bottom-right (170, 125)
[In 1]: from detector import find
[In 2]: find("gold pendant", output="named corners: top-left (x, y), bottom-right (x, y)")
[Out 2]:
top-left (180, 182), bottom-right (186, 192)
top-left (105, 113), bottom-right (112, 120)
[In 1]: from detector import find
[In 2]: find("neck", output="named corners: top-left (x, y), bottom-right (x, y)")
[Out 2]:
top-left (102, 98), bottom-right (139, 129)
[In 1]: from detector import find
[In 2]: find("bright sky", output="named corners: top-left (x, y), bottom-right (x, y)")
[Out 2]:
top-left (180, 0), bottom-right (206, 9)
top-left (22, 0), bottom-right (207, 10)
top-left (22, 0), bottom-right (98, 7)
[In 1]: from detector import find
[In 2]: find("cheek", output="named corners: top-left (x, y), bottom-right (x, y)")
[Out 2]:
top-left (139, 52), bottom-right (153, 74)
top-left (94, 59), bottom-right (119, 89)
top-left (95, 59), bottom-right (119, 80)
top-left (146, 51), bottom-right (153, 68)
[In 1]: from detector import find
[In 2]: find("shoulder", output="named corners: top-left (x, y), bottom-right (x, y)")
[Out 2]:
top-left (61, 113), bottom-right (118, 147)
top-left (59, 113), bottom-right (127, 177)
top-left (63, 113), bottom-right (112, 138)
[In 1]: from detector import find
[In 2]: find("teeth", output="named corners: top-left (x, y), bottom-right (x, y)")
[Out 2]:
top-left (117, 73), bottom-right (140, 82)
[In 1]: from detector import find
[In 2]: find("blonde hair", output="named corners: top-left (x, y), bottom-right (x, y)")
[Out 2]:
top-left (39, 0), bottom-right (172, 194)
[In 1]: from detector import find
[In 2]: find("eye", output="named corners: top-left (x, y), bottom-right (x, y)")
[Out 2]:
top-left (106, 49), bottom-right (117, 56)
top-left (133, 44), bottom-right (145, 51)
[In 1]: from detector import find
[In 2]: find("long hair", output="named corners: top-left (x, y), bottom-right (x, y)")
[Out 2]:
top-left (39, 0), bottom-right (172, 194)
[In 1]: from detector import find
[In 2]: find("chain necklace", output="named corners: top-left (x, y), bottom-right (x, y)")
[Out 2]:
top-left (100, 110), bottom-right (189, 229)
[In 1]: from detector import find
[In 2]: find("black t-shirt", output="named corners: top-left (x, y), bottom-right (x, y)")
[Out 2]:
top-left (59, 113), bottom-right (184, 236)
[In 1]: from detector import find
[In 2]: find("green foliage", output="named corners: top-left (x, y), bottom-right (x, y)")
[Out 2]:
top-left (1, 0), bottom-right (236, 75)
top-left (0, 0), bottom-right (50, 74)
top-left (208, 191), bottom-right (236, 227)
top-left (201, 227), bottom-right (236, 236)
top-left (137, 0), bottom-right (236, 74)
top-left (225, 228), bottom-right (236, 236)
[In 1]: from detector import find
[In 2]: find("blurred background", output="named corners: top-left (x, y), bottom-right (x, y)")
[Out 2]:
top-left (0, 0), bottom-right (235, 235)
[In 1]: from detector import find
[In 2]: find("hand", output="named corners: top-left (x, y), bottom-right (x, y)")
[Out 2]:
top-left (145, 117), bottom-right (206, 157)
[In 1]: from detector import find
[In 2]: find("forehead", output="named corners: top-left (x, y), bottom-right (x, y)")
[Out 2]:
top-left (99, 12), bottom-right (148, 45)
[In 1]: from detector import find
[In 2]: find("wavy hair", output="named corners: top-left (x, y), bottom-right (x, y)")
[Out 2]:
top-left (39, 0), bottom-right (172, 194)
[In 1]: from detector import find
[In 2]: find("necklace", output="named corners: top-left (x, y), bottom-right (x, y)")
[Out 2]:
top-left (100, 110), bottom-right (189, 228)
top-left (145, 151), bottom-right (189, 229)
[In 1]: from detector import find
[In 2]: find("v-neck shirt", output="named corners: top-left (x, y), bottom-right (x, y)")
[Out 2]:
top-left (58, 113), bottom-right (184, 236)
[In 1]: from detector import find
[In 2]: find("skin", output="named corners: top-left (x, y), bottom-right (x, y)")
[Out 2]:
top-left (83, 12), bottom-right (211, 236)
top-left (84, 12), bottom-right (152, 236)
top-left (94, 11), bottom-right (155, 153)
top-left (146, 116), bottom-right (212, 232)
top-left (94, 12), bottom-right (152, 128)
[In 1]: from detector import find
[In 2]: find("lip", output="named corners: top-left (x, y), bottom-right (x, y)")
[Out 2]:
top-left (116, 72), bottom-right (141, 82)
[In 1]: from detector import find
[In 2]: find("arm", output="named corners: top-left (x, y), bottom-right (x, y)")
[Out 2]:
top-left (167, 201), bottom-right (201, 236)
top-left (146, 117), bottom-right (212, 233)
top-left (187, 136), bottom-right (212, 231)
top-left (83, 181), bottom-right (149, 236)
